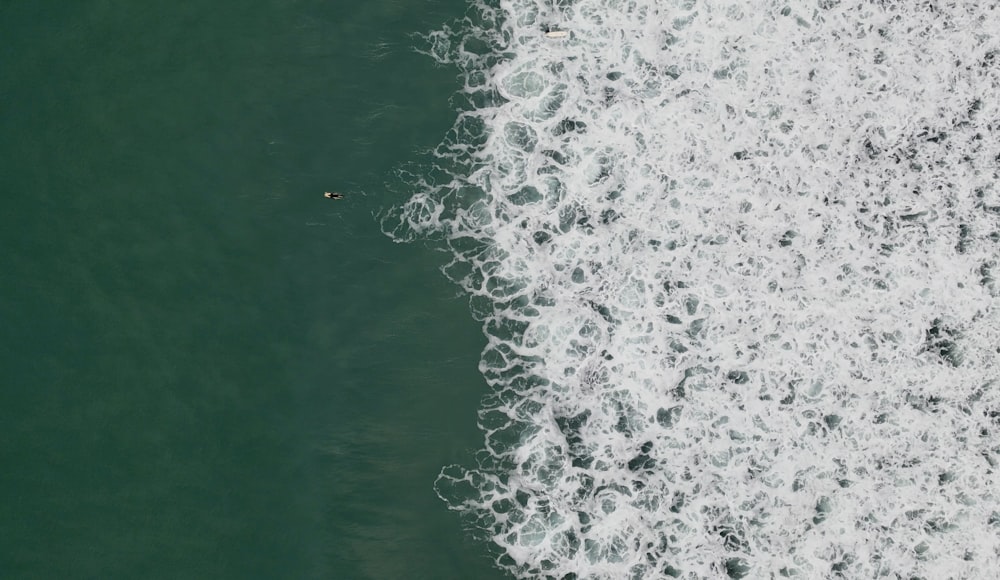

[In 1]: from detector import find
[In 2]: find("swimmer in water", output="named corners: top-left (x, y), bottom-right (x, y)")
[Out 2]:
top-left (324, 192), bottom-right (344, 200)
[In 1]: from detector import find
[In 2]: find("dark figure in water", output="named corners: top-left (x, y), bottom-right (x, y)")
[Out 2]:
top-left (324, 192), bottom-right (343, 199)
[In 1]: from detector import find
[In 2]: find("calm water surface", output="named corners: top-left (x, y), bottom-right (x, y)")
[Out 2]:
top-left (0, 1), bottom-right (506, 578)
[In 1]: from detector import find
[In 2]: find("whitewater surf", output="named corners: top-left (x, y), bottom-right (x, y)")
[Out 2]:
top-left (386, 1), bottom-right (1000, 577)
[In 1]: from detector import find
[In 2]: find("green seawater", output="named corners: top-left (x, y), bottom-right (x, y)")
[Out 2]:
top-left (0, 2), bottom-right (506, 578)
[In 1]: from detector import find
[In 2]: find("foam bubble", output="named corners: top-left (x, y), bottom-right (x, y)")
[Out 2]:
top-left (388, 0), bottom-right (1000, 577)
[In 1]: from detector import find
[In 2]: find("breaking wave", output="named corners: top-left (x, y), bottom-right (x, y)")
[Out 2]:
top-left (385, 0), bottom-right (1000, 577)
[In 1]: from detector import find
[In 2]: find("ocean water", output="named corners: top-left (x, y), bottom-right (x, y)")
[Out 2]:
top-left (0, 1), bottom-right (509, 579)
top-left (388, 0), bottom-right (1000, 578)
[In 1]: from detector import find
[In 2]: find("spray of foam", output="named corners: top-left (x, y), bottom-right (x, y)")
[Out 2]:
top-left (385, 0), bottom-right (1000, 577)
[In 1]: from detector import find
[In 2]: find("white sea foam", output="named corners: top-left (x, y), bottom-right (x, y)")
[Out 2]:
top-left (386, 0), bottom-right (1000, 577)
